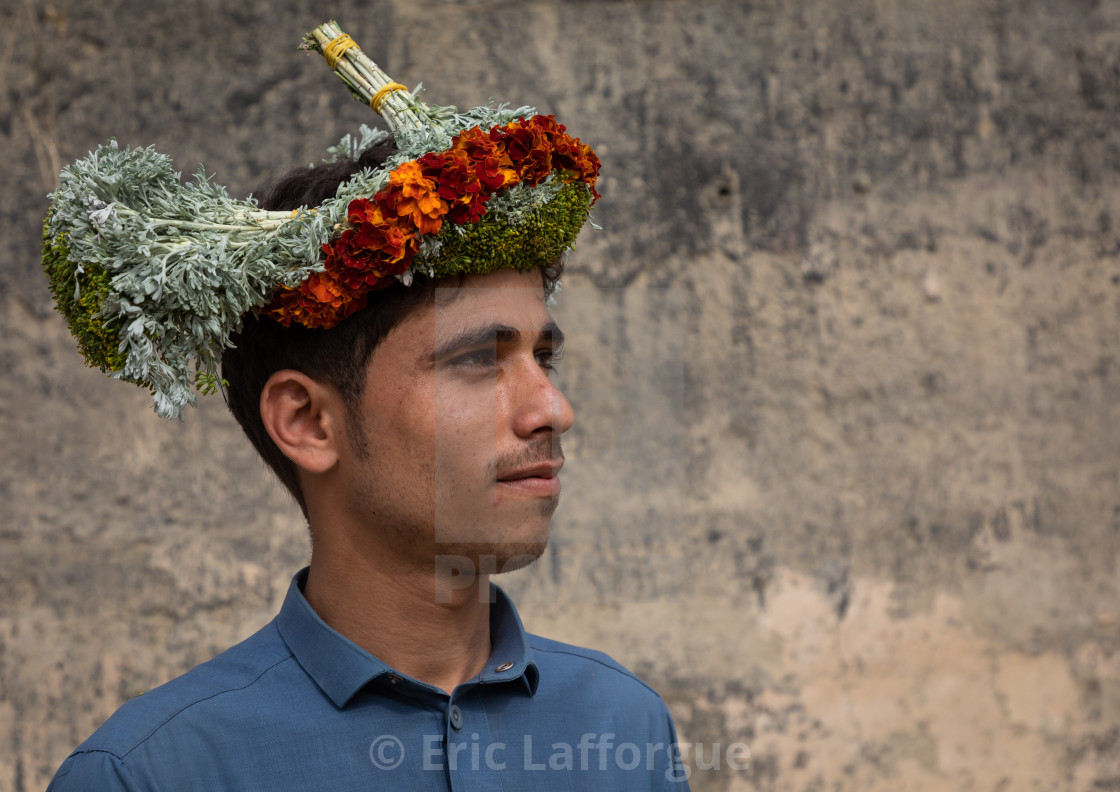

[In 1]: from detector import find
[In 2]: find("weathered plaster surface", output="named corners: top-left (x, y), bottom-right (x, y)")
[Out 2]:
top-left (2, 1), bottom-right (1118, 789)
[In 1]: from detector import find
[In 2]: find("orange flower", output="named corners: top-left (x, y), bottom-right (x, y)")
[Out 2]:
top-left (347, 199), bottom-right (417, 262)
top-left (305, 270), bottom-right (346, 306)
top-left (383, 161), bottom-right (447, 235)
top-left (264, 272), bottom-right (367, 329)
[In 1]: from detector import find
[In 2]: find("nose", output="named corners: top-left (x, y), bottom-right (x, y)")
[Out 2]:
top-left (510, 360), bottom-right (575, 440)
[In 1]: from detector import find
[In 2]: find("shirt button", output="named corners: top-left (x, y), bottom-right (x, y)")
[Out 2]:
top-left (387, 674), bottom-right (401, 685)
top-left (495, 662), bottom-right (514, 672)
top-left (449, 705), bottom-right (464, 730)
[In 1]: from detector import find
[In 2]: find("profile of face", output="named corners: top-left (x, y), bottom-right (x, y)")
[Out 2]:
top-left (338, 268), bottom-right (575, 575)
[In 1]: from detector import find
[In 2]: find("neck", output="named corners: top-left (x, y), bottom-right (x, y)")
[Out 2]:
top-left (303, 534), bottom-right (493, 695)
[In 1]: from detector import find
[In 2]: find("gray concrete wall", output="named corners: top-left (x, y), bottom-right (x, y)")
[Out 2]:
top-left (3, 1), bottom-right (1119, 789)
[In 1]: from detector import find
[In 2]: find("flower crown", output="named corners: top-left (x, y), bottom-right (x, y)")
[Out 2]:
top-left (41, 21), bottom-right (600, 419)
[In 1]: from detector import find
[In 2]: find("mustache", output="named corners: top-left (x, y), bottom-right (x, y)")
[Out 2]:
top-left (491, 436), bottom-right (564, 479)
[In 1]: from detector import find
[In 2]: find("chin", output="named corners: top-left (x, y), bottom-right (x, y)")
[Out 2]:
top-left (431, 526), bottom-right (550, 577)
top-left (435, 496), bottom-right (556, 546)
top-left (489, 542), bottom-right (548, 574)
top-left (430, 493), bottom-right (558, 573)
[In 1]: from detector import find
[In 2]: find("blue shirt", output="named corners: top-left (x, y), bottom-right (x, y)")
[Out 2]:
top-left (48, 569), bottom-right (689, 790)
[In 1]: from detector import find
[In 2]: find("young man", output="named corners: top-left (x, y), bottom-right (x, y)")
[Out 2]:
top-left (45, 24), bottom-right (687, 792)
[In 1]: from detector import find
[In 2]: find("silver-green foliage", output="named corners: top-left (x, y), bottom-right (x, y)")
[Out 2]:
top-left (46, 141), bottom-right (328, 418)
top-left (44, 102), bottom-right (557, 420)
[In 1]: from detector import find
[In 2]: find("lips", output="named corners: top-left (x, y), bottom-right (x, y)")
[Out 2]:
top-left (496, 458), bottom-right (564, 497)
top-left (498, 459), bottom-right (564, 481)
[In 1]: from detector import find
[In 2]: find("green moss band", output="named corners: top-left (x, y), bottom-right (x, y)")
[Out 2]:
top-left (41, 215), bottom-right (128, 374)
top-left (426, 181), bottom-right (593, 278)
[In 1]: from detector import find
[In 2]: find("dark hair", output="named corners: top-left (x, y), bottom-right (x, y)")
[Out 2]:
top-left (222, 137), bottom-right (563, 518)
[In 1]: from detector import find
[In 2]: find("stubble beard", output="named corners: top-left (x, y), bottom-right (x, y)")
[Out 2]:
top-left (347, 407), bottom-right (560, 576)
top-left (430, 477), bottom-right (557, 576)
top-left (441, 434), bottom-right (563, 573)
top-left (436, 496), bottom-right (557, 575)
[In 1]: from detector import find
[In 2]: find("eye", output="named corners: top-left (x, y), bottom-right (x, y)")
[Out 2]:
top-left (450, 347), bottom-right (498, 369)
top-left (535, 347), bottom-right (563, 372)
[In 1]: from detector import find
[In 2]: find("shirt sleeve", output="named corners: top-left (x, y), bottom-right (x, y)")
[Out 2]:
top-left (47, 750), bottom-right (143, 792)
top-left (661, 706), bottom-right (693, 790)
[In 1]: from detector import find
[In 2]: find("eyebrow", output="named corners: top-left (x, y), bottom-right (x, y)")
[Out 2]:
top-left (429, 321), bottom-right (565, 362)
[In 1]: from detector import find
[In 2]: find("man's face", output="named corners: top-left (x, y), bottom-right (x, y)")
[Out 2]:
top-left (340, 268), bottom-right (574, 573)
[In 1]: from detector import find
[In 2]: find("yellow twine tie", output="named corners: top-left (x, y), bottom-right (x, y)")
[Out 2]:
top-left (371, 82), bottom-right (408, 113)
top-left (323, 34), bottom-right (359, 70)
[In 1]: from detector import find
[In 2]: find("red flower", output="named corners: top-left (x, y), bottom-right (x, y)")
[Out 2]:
top-left (525, 115), bottom-right (600, 201)
top-left (319, 198), bottom-right (417, 292)
top-left (451, 127), bottom-right (519, 191)
top-left (492, 118), bottom-right (554, 185)
top-left (263, 286), bottom-right (303, 326)
top-left (528, 114), bottom-right (567, 139)
top-left (550, 135), bottom-right (596, 181)
top-left (420, 150), bottom-right (489, 224)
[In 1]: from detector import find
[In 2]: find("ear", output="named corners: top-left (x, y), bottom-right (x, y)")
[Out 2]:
top-left (259, 370), bottom-right (343, 474)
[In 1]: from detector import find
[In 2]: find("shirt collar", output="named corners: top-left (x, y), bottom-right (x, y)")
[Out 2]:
top-left (479, 581), bottom-right (540, 697)
top-left (276, 567), bottom-right (538, 708)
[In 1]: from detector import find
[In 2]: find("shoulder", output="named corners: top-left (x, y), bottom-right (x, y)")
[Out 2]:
top-left (528, 633), bottom-right (668, 704)
top-left (524, 633), bottom-right (682, 756)
top-left (66, 620), bottom-right (294, 760)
